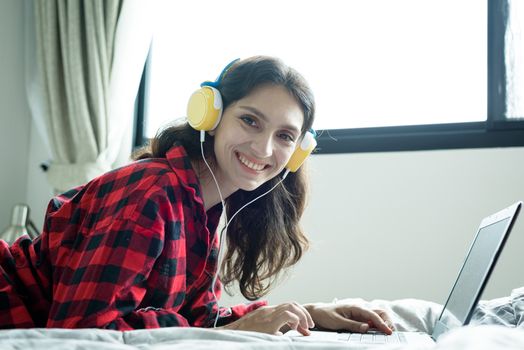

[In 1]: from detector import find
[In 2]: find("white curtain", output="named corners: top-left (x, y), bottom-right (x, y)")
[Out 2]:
top-left (26, 0), bottom-right (156, 193)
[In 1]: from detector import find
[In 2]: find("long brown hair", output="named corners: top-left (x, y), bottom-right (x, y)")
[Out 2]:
top-left (134, 56), bottom-right (315, 300)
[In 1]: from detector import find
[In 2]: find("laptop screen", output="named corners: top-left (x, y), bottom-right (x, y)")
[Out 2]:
top-left (438, 217), bottom-right (511, 329)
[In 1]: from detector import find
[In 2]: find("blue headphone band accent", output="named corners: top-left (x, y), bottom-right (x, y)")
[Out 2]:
top-left (308, 128), bottom-right (317, 138)
top-left (200, 58), bottom-right (241, 88)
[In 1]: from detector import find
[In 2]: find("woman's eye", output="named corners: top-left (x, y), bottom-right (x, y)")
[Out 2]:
top-left (279, 133), bottom-right (295, 143)
top-left (240, 116), bottom-right (257, 127)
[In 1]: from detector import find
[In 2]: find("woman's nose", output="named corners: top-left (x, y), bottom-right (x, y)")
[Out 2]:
top-left (251, 134), bottom-right (273, 158)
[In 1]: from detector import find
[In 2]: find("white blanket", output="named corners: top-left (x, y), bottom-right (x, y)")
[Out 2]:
top-left (1, 287), bottom-right (524, 350)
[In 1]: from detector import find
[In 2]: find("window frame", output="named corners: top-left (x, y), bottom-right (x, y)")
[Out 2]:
top-left (133, 0), bottom-right (524, 153)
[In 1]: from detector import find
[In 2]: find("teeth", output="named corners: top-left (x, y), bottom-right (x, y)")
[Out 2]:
top-left (238, 153), bottom-right (265, 171)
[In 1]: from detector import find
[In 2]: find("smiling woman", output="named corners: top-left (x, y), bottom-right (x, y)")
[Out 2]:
top-left (133, 56), bottom-right (315, 303)
top-left (2, 56), bottom-right (397, 334)
top-left (127, 55), bottom-right (395, 335)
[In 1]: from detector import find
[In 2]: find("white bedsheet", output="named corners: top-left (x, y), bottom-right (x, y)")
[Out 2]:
top-left (1, 287), bottom-right (524, 350)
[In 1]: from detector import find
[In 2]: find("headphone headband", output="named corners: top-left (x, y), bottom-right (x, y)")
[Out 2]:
top-left (200, 58), bottom-right (240, 88)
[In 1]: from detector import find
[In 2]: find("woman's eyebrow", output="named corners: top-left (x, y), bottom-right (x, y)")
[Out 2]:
top-left (238, 105), bottom-right (301, 135)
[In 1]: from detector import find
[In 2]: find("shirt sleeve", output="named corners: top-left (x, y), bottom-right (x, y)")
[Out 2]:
top-left (222, 299), bottom-right (269, 325)
top-left (107, 261), bottom-right (267, 330)
top-left (47, 214), bottom-right (193, 330)
top-left (180, 264), bottom-right (268, 328)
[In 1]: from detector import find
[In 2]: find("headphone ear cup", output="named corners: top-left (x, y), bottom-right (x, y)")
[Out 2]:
top-left (187, 86), bottom-right (223, 131)
top-left (285, 131), bottom-right (317, 172)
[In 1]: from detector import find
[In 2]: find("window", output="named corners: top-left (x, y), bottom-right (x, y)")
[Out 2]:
top-left (135, 0), bottom-right (524, 153)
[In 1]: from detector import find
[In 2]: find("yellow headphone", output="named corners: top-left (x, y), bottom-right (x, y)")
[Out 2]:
top-left (186, 59), bottom-right (316, 173)
top-left (187, 59), bottom-right (236, 132)
top-left (186, 85), bottom-right (223, 132)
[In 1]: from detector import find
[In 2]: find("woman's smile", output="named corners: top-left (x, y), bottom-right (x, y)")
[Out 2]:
top-left (236, 151), bottom-right (270, 173)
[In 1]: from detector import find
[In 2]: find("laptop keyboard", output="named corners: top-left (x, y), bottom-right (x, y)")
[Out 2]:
top-left (337, 331), bottom-right (407, 344)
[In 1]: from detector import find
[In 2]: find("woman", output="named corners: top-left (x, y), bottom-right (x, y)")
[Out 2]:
top-left (0, 56), bottom-right (393, 335)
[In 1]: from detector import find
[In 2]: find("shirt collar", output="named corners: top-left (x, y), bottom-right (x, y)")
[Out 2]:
top-left (165, 143), bottom-right (223, 231)
top-left (165, 143), bottom-right (200, 193)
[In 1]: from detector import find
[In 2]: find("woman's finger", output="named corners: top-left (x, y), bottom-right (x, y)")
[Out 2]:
top-left (332, 313), bottom-right (371, 333)
top-left (354, 308), bottom-right (393, 334)
top-left (284, 311), bottom-right (311, 336)
top-left (293, 302), bottom-right (315, 329)
top-left (276, 302), bottom-right (314, 331)
top-left (373, 308), bottom-right (395, 330)
top-left (275, 310), bottom-right (311, 335)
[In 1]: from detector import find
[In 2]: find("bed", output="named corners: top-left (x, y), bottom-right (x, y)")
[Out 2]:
top-left (1, 286), bottom-right (524, 350)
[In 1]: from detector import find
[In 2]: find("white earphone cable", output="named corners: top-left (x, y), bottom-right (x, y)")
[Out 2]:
top-left (199, 131), bottom-right (288, 328)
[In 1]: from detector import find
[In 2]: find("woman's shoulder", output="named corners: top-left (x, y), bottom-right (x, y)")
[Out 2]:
top-left (93, 157), bottom-right (191, 201)
top-left (44, 158), bottom-right (195, 233)
top-left (48, 158), bottom-right (184, 215)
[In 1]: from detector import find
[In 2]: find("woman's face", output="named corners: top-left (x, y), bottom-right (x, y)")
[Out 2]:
top-left (211, 84), bottom-right (304, 192)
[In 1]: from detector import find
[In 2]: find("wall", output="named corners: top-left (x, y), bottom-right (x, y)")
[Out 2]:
top-left (2, 0), bottom-right (524, 311)
top-left (220, 147), bottom-right (524, 307)
top-left (0, 0), bottom-right (31, 230)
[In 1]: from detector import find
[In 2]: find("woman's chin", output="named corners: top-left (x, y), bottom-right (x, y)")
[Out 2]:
top-left (238, 182), bottom-right (262, 192)
top-left (236, 175), bottom-right (280, 192)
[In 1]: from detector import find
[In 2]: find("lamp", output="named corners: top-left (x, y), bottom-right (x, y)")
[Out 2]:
top-left (1, 204), bottom-right (40, 245)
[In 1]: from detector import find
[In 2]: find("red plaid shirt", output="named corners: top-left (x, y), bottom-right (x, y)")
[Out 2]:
top-left (0, 144), bottom-right (266, 329)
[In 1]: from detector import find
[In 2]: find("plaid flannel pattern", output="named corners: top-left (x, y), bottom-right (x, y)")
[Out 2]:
top-left (0, 144), bottom-right (266, 329)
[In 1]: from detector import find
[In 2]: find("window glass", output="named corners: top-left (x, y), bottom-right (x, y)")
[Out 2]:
top-left (506, 0), bottom-right (524, 119)
top-left (145, 0), bottom-right (487, 137)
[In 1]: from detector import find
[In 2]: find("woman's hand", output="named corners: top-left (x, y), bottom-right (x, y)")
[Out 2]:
top-left (304, 302), bottom-right (395, 335)
top-left (219, 302), bottom-right (315, 335)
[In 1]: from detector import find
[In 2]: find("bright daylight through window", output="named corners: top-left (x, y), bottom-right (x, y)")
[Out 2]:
top-left (506, 0), bottom-right (524, 119)
top-left (144, 0), bottom-right (487, 138)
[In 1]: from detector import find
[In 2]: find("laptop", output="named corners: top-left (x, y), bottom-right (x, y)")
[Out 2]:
top-left (287, 201), bottom-right (522, 346)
